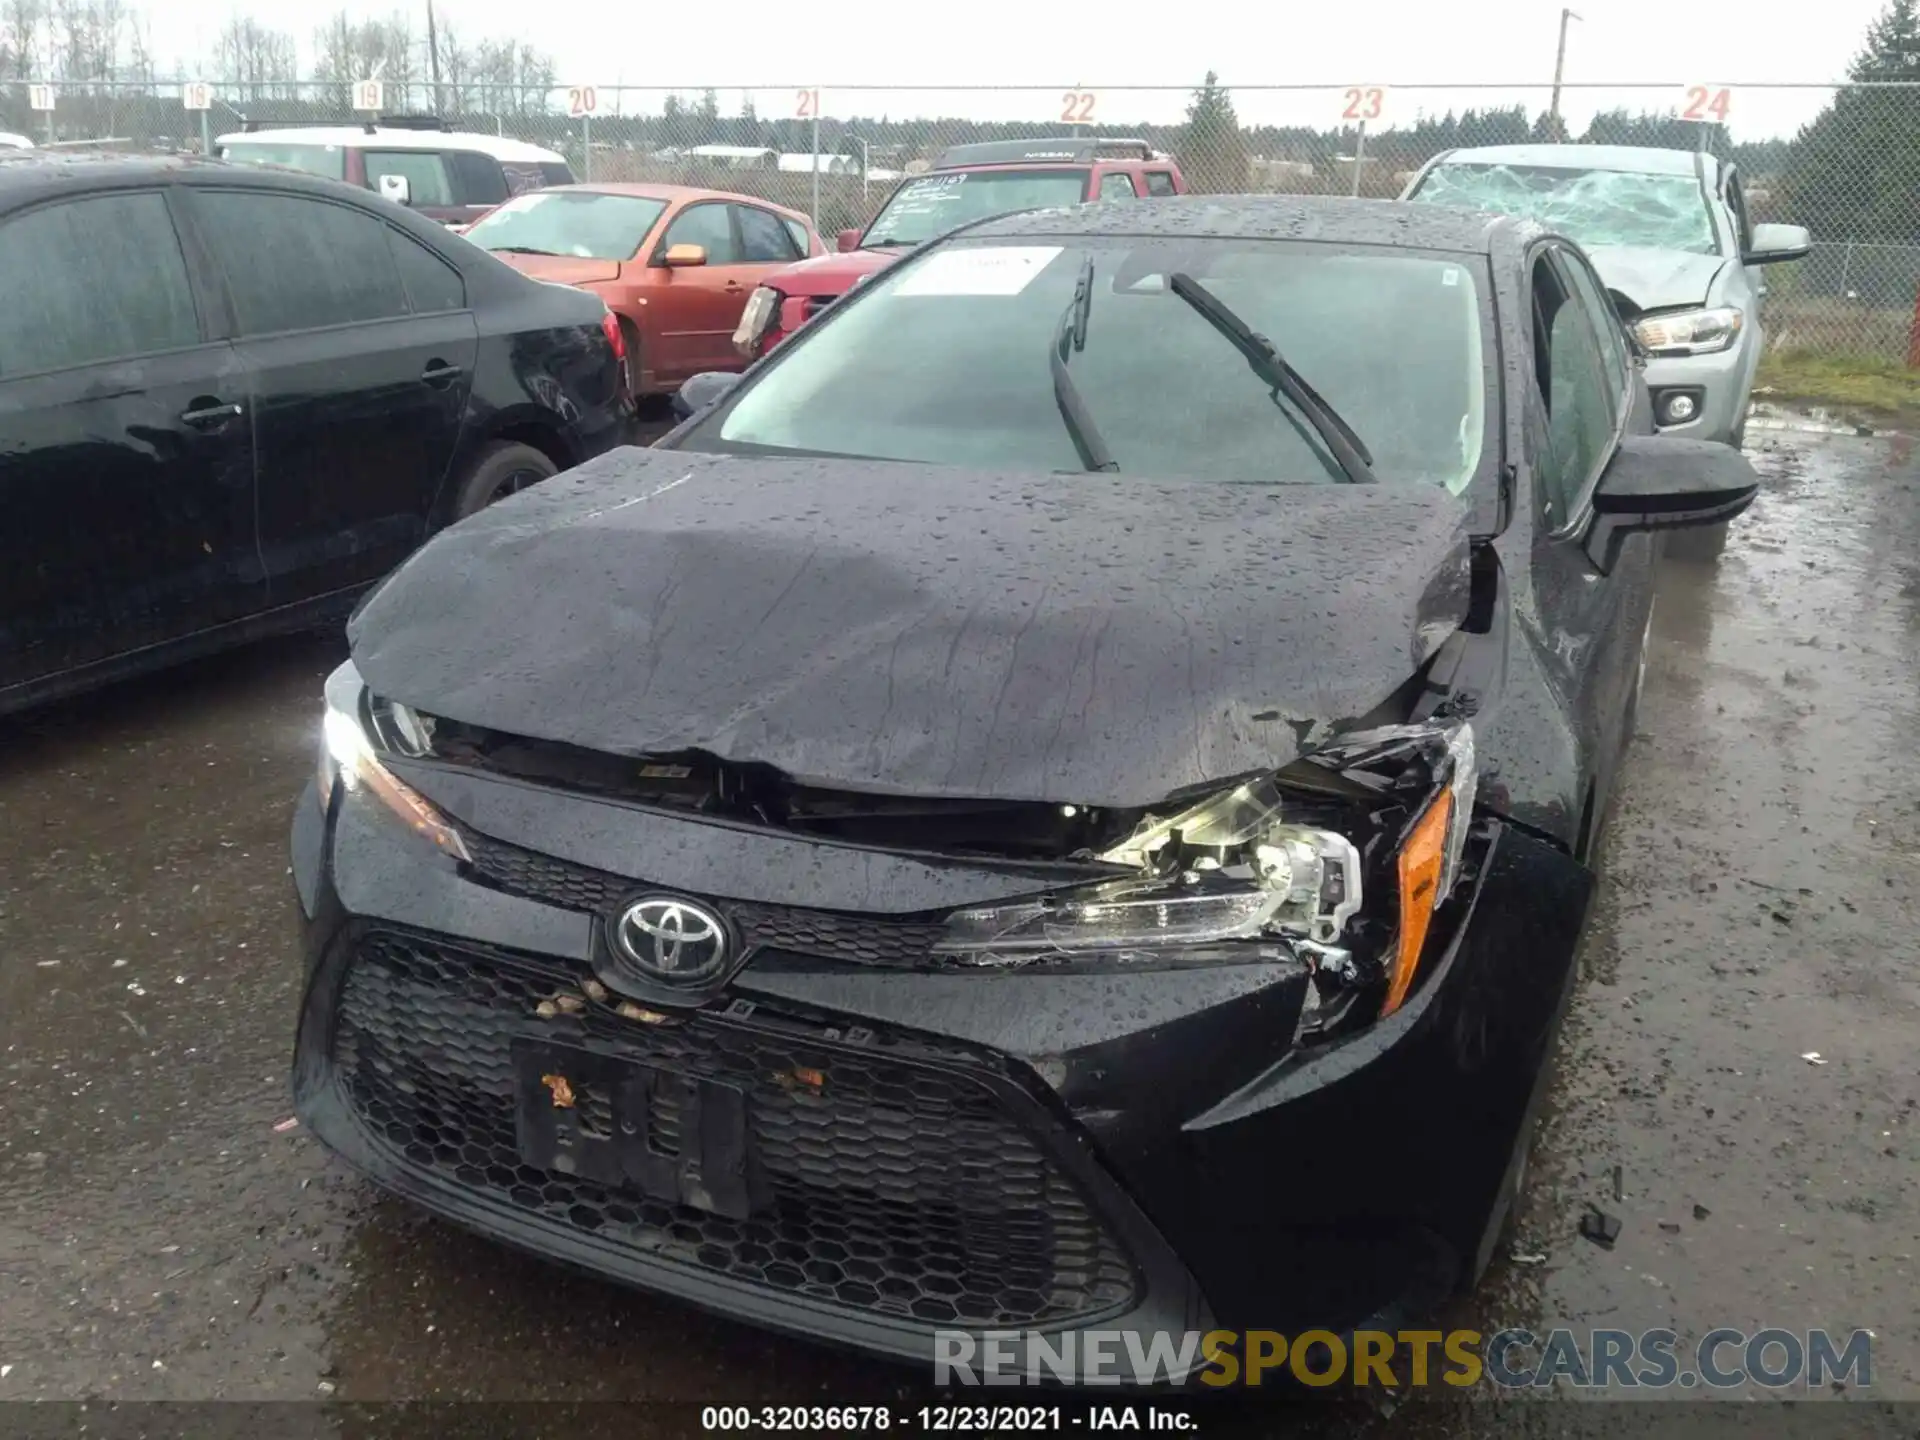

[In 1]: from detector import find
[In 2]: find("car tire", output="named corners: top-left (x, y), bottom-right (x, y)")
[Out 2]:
top-left (1666, 520), bottom-right (1730, 562)
top-left (450, 441), bottom-right (559, 520)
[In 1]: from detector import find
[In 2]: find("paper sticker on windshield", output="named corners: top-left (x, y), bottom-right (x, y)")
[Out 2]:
top-left (1442, 267), bottom-right (1460, 286)
top-left (893, 246), bottom-right (1063, 297)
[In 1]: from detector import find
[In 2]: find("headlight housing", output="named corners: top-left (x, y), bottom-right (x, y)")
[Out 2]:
top-left (318, 662), bottom-right (469, 862)
top-left (933, 721), bottom-right (1478, 1021)
top-left (1632, 306), bottom-right (1743, 356)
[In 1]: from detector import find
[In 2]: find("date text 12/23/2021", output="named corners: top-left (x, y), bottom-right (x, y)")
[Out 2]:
top-left (701, 1407), bottom-right (1194, 1431)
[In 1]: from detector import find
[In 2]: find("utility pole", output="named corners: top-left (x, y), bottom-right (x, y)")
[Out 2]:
top-left (1548, 8), bottom-right (1581, 139)
top-left (426, 0), bottom-right (443, 113)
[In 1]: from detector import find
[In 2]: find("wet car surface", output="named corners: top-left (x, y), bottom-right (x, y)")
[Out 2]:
top-left (1, 419), bottom-right (1916, 1426)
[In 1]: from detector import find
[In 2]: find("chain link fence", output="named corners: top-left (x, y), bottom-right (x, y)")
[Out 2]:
top-left (6, 79), bottom-right (1919, 369)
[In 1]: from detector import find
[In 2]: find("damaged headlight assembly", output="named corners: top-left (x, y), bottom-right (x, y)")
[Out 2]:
top-left (1632, 306), bottom-right (1743, 356)
top-left (933, 722), bottom-right (1478, 1023)
top-left (317, 661), bottom-right (470, 862)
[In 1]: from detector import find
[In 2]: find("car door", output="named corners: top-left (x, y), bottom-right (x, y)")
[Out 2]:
top-left (361, 148), bottom-right (464, 225)
top-left (445, 150), bottom-right (510, 228)
top-left (180, 185), bottom-right (479, 606)
top-left (649, 200), bottom-right (757, 380)
top-left (1525, 242), bottom-right (1655, 843)
top-left (0, 187), bottom-right (259, 694)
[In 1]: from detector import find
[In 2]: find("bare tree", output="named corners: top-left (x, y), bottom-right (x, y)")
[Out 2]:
top-left (471, 38), bottom-right (553, 117)
top-left (1, 0), bottom-right (42, 79)
top-left (214, 16), bottom-right (296, 103)
top-left (436, 19), bottom-right (475, 114)
top-left (312, 11), bottom-right (416, 111)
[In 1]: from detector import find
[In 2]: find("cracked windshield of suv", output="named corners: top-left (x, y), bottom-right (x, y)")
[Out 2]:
top-left (695, 238), bottom-right (1490, 492)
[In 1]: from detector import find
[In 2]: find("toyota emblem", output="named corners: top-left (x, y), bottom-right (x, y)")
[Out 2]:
top-left (612, 896), bottom-right (731, 984)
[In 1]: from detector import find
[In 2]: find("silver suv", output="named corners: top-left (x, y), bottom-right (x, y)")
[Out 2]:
top-left (1401, 144), bottom-right (1809, 451)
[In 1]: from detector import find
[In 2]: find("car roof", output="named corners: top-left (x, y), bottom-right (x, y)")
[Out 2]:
top-left (540, 181), bottom-right (811, 220)
top-left (0, 149), bottom-right (466, 213)
top-left (933, 137), bottom-right (1159, 169)
top-left (1431, 143), bottom-right (1717, 178)
top-left (964, 192), bottom-right (1531, 255)
top-left (215, 126), bottom-right (565, 164)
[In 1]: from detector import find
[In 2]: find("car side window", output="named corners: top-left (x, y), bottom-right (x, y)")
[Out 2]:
top-left (1143, 170), bottom-right (1178, 197)
top-left (386, 226), bottom-right (467, 313)
top-left (782, 217), bottom-right (812, 255)
top-left (196, 191), bottom-right (408, 335)
top-left (735, 204), bottom-right (801, 262)
top-left (659, 202), bottom-right (739, 264)
top-left (363, 150), bottom-right (455, 208)
top-left (1554, 248), bottom-right (1630, 393)
top-left (0, 191), bottom-right (200, 378)
top-left (446, 150), bottom-right (509, 208)
top-left (1099, 173), bottom-right (1138, 201)
top-left (1531, 251), bottom-right (1618, 527)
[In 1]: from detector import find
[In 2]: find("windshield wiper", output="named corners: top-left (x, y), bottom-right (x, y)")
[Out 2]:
top-left (1051, 256), bottom-right (1119, 473)
top-left (1167, 272), bottom-right (1376, 484)
top-left (488, 245), bottom-right (563, 256)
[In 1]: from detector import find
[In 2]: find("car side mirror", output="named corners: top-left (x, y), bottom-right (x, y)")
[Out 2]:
top-left (1743, 222), bottom-right (1811, 266)
top-left (836, 228), bottom-right (862, 253)
top-left (1585, 434), bottom-right (1760, 572)
top-left (671, 371), bottom-right (741, 422)
top-left (663, 243), bottom-right (708, 268)
top-left (377, 173), bottom-right (412, 206)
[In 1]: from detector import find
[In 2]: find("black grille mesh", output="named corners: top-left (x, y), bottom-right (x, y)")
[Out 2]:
top-left (331, 930), bottom-right (1139, 1328)
top-left (461, 830), bottom-right (950, 970)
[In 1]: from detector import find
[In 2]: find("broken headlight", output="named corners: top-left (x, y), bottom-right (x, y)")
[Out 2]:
top-left (1632, 306), bottom-right (1743, 356)
top-left (317, 661), bottom-right (469, 862)
top-left (932, 722), bottom-right (1477, 1019)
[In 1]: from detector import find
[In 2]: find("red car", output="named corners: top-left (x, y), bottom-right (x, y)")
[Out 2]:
top-left (733, 137), bottom-right (1186, 358)
top-left (463, 183), bottom-right (823, 397)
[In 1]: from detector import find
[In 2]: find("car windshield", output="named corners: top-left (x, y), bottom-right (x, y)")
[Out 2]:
top-left (863, 170), bottom-right (1090, 247)
top-left (219, 142), bottom-right (347, 180)
top-left (464, 190), bottom-right (669, 260)
top-left (1411, 162), bottom-right (1718, 254)
top-left (685, 237), bottom-right (1489, 493)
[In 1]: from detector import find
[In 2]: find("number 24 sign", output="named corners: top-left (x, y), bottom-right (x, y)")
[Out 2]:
top-left (1681, 85), bottom-right (1733, 122)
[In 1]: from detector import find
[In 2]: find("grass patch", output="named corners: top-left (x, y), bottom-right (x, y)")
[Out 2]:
top-left (1756, 349), bottom-right (1920, 419)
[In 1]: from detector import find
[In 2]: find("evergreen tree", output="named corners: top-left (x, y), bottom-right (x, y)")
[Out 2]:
top-left (1783, 0), bottom-right (1920, 242)
top-left (1178, 71), bottom-right (1249, 194)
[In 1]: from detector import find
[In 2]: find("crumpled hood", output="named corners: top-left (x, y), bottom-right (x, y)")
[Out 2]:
top-left (1586, 245), bottom-right (1727, 311)
top-left (347, 449), bottom-right (1473, 808)
top-left (761, 247), bottom-right (901, 297)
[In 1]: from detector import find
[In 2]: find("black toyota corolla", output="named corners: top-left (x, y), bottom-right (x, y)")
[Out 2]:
top-left (289, 197), bottom-right (1758, 1372)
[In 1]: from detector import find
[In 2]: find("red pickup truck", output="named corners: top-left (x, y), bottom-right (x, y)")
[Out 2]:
top-left (732, 136), bottom-right (1186, 358)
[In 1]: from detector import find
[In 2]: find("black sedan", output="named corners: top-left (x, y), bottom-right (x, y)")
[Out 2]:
top-left (288, 197), bottom-right (1757, 1375)
top-left (0, 151), bottom-right (628, 714)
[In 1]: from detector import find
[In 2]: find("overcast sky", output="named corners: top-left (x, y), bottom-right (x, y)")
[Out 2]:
top-left (161, 0), bottom-right (1890, 139)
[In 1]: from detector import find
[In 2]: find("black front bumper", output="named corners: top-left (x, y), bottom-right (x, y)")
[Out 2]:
top-left (290, 769), bottom-right (1591, 1371)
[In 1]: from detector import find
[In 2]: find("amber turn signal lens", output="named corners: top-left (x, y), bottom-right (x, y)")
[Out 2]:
top-left (1384, 793), bottom-right (1452, 1017)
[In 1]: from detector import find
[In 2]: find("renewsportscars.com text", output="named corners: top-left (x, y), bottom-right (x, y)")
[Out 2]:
top-left (933, 1327), bottom-right (1874, 1390)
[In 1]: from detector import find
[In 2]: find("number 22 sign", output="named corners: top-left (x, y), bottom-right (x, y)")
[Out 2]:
top-left (1680, 85), bottom-right (1732, 122)
top-left (1060, 90), bottom-right (1097, 125)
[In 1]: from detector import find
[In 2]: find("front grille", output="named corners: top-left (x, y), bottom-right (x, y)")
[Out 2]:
top-left (462, 830), bottom-right (949, 970)
top-left (331, 930), bottom-right (1140, 1329)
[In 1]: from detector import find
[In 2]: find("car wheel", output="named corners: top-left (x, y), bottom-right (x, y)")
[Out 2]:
top-left (1666, 520), bottom-right (1730, 562)
top-left (450, 441), bottom-right (558, 520)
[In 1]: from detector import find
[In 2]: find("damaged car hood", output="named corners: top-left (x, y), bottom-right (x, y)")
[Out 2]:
top-left (1587, 245), bottom-right (1727, 311)
top-left (348, 450), bottom-right (1473, 807)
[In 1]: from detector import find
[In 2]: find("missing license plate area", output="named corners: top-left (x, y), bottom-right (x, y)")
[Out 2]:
top-left (511, 1040), bottom-right (765, 1218)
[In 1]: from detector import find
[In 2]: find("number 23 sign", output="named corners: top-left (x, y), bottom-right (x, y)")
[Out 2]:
top-left (1340, 86), bottom-right (1389, 125)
